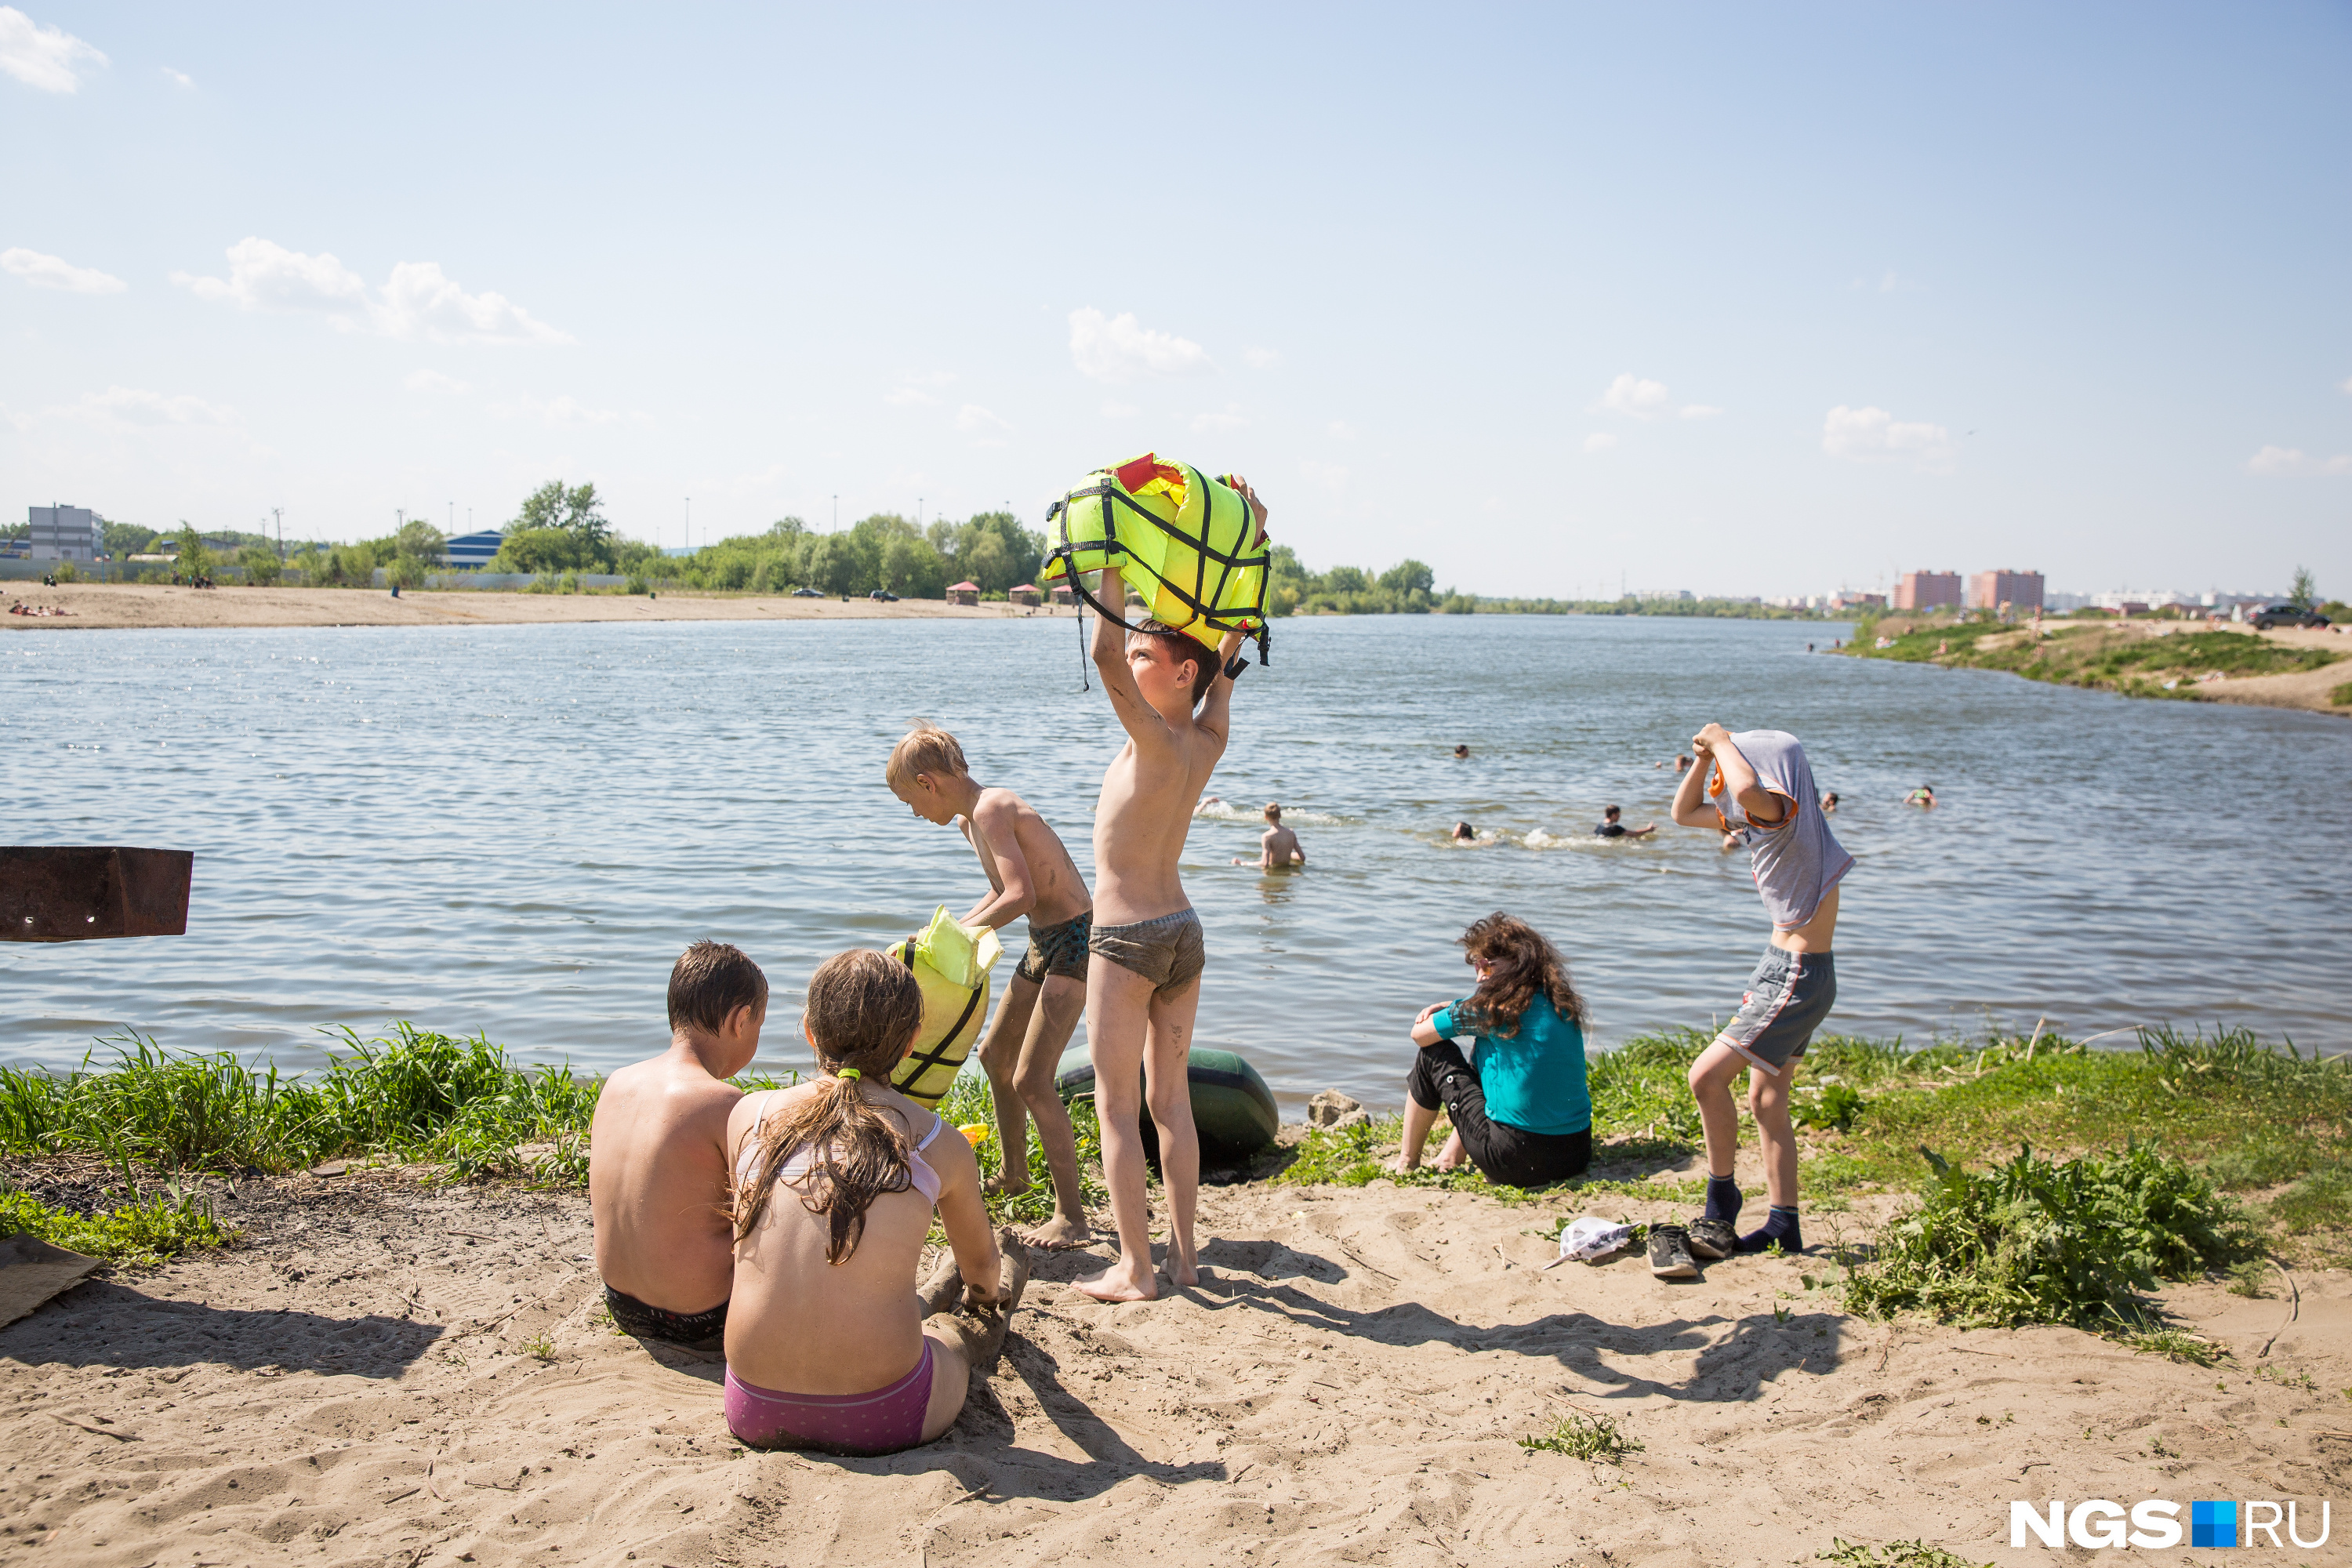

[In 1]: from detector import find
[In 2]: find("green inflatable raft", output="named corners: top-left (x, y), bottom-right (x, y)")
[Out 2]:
top-left (1054, 1044), bottom-right (1280, 1167)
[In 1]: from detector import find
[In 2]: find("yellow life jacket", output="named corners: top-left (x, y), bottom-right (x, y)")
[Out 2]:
top-left (1038, 453), bottom-right (1272, 663)
top-left (885, 906), bottom-right (1003, 1109)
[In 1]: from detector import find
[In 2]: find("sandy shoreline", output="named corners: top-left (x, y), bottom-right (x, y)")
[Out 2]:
top-left (4, 1159), bottom-right (2343, 1567)
top-left (1, 583), bottom-right (1071, 632)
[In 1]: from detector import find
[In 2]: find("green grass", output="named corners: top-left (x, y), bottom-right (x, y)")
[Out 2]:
top-left (1846, 619), bottom-right (2339, 699)
top-left (2331, 680), bottom-right (2352, 706)
top-left (936, 1066), bottom-right (1109, 1223)
top-left (0, 1185), bottom-right (236, 1268)
top-left (1839, 1142), bottom-right (2256, 1335)
top-left (1519, 1411), bottom-right (1642, 1462)
top-left (1819, 1539), bottom-right (1991, 1568)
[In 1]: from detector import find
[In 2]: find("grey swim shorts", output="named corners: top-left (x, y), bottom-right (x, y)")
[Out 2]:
top-left (1086, 907), bottom-right (1206, 996)
top-left (1014, 910), bottom-right (1093, 985)
top-left (1719, 947), bottom-right (1837, 1076)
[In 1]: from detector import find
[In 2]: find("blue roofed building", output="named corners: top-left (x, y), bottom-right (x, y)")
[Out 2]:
top-left (441, 529), bottom-right (505, 568)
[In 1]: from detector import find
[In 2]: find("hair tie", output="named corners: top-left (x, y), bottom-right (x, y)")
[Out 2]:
top-left (836, 1067), bottom-right (862, 1082)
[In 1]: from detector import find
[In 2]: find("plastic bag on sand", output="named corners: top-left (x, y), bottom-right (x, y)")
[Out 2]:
top-left (1557, 1217), bottom-right (1635, 1264)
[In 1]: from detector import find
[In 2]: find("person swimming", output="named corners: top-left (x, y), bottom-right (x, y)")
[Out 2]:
top-left (1904, 784), bottom-right (1936, 808)
top-left (1452, 821), bottom-right (1476, 842)
top-left (1592, 805), bottom-right (1656, 840)
top-left (1820, 791), bottom-right (1839, 814)
top-left (1453, 745), bottom-right (1470, 760)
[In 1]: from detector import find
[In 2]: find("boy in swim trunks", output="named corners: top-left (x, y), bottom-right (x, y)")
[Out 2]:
top-left (588, 940), bottom-right (768, 1347)
top-left (1232, 801), bottom-right (1305, 869)
top-left (1669, 725), bottom-right (1853, 1260)
top-left (887, 721), bottom-right (1094, 1250)
top-left (1074, 477), bottom-right (1267, 1303)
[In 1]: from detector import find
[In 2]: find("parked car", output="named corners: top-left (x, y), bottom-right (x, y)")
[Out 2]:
top-left (869, 589), bottom-right (899, 602)
top-left (2252, 605), bottom-right (2330, 630)
top-left (790, 586), bottom-right (822, 597)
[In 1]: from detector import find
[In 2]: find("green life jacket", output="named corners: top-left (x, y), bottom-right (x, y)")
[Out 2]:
top-left (1039, 453), bottom-right (1271, 664)
top-left (885, 906), bottom-right (1003, 1109)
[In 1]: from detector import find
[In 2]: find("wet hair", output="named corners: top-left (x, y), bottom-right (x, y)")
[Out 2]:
top-left (667, 941), bottom-right (768, 1036)
top-left (887, 720), bottom-right (969, 789)
top-left (1133, 619), bottom-right (1217, 709)
top-left (1453, 745), bottom-right (1469, 757)
top-left (1264, 802), bottom-right (1282, 822)
top-left (1456, 913), bottom-right (1587, 1035)
top-left (1453, 821), bottom-right (1475, 840)
top-left (731, 950), bottom-right (926, 1265)
top-left (1602, 804), bottom-right (1621, 819)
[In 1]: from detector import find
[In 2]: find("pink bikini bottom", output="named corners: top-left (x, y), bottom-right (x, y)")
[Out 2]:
top-left (724, 1340), bottom-right (935, 1456)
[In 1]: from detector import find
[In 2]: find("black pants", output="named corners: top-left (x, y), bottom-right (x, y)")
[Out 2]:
top-left (1406, 1041), bottom-right (1590, 1189)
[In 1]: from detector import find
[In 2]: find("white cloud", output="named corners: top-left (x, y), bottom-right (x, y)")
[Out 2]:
top-left (953, 403), bottom-right (1011, 434)
top-left (1191, 405), bottom-right (1248, 434)
top-left (52, 385), bottom-right (238, 427)
top-left (2246, 445), bottom-right (2352, 477)
top-left (1821, 405), bottom-right (1955, 470)
top-left (1243, 347), bottom-right (1282, 371)
top-left (0, 6), bottom-right (105, 93)
top-left (173, 238), bottom-right (572, 344)
top-left (403, 368), bottom-right (470, 397)
top-left (1598, 373), bottom-right (1721, 422)
top-left (1068, 307), bottom-right (1212, 383)
top-left (1583, 432), bottom-right (1617, 454)
top-left (1327, 419), bottom-right (1358, 441)
top-left (2, 247), bottom-right (125, 294)
top-left (887, 370), bottom-right (953, 408)
top-left (162, 65), bottom-right (191, 88)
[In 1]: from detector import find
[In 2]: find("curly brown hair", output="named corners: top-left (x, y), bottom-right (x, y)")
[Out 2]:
top-left (1455, 913), bottom-right (1585, 1036)
top-left (731, 949), bottom-right (926, 1265)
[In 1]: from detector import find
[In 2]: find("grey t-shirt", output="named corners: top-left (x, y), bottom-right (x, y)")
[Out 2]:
top-left (1715, 730), bottom-right (1853, 930)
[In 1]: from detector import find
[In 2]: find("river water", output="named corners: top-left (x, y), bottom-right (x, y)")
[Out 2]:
top-left (5, 614), bottom-right (2347, 1105)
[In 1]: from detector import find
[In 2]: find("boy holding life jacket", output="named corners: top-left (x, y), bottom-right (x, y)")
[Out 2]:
top-left (588, 941), bottom-right (767, 1347)
top-left (1073, 477), bottom-right (1268, 1303)
top-left (886, 721), bottom-right (1096, 1250)
top-left (1661, 724), bottom-right (1852, 1277)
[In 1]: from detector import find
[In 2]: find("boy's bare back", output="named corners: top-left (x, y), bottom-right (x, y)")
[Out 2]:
top-left (590, 1054), bottom-right (742, 1313)
top-left (1261, 823), bottom-right (1303, 867)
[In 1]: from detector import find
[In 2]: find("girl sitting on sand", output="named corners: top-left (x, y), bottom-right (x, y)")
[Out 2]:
top-left (724, 949), bottom-right (1029, 1456)
top-left (1393, 913), bottom-right (1592, 1189)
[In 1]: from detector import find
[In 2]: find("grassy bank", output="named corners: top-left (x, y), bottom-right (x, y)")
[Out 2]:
top-left (1843, 616), bottom-right (2339, 699)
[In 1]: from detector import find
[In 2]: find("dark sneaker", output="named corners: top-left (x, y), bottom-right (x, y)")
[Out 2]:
top-left (1686, 1217), bottom-right (1737, 1261)
top-left (1648, 1223), bottom-right (1698, 1280)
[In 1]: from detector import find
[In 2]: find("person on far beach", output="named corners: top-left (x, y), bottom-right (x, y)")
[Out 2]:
top-left (887, 720), bottom-right (1095, 1251)
top-left (1234, 802), bottom-right (1305, 870)
top-left (589, 940), bottom-right (768, 1348)
top-left (1393, 913), bottom-right (1592, 1188)
top-left (724, 949), bottom-right (1029, 1456)
top-left (1667, 725), bottom-right (1852, 1269)
top-left (1592, 805), bottom-right (1655, 840)
top-left (1073, 477), bottom-right (1265, 1303)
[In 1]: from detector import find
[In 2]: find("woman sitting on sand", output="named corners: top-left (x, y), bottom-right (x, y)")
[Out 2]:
top-left (724, 949), bottom-right (1029, 1456)
top-left (1394, 913), bottom-right (1592, 1189)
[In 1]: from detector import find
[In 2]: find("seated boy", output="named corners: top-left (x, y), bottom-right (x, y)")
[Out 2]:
top-left (588, 940), bottom-right (767, 1346)
top-left (887, 721), bottom-right (1094, 1250)
top-left (1233, 801), bottom-right (1306, 869)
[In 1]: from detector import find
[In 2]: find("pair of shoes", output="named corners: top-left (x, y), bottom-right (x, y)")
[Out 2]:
top-left (1648, 1224), bottom-right (1698, 1280)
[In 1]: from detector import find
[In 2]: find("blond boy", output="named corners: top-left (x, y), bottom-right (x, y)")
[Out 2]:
top-left (589, 940), bottom-right (766, 1345)
top-left (887, 723), bottom-right (1094, 1249)
top-left (1232, 802), bottom-right (1305, 869)
top-left (1075, 477), bottom-right (1267, 1303)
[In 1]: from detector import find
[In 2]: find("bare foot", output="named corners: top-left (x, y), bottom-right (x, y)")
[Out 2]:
top-left (1166, 1236), bottom-right (1199, 1289)
top-left (1020, 1212), bottom-right (1092, 1250)
top-left (918, 1253), bottom-right (964, 1318)
top-left (1391, 1155), bottom-right (1421, 1176)
top-left (1073, 1252), bottom-right (1158, 1302)
top-left (982, 1171), bottom-right (1033, 1199)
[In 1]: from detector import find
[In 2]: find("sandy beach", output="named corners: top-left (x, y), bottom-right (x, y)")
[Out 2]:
top-left (0, 583), bottom-right (1068, 632)
top-left (5, 1158), bottom-right (2343, 1567)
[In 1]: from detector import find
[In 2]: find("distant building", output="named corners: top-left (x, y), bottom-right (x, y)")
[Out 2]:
top-left (1008, 583), bottom-right (1041, 608)
top-left (28, 504), bottom-right (100, 562)
top-left (1967, 568), bottom-right (2044, 612)
top-left (947, 579), bottom-right (981, 607)
top-left (1829, 592), bottom-right (1887, 612)
top-left (441, 529), bottom-right (505, 568)
top-left (1894, 571), bottom-right (1962, 611)
top-left (1051, 583), bottom-right (1076, 606)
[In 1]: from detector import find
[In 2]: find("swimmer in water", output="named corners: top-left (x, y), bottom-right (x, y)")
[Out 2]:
top-left (1453, 745), bottom-right (1469, 760)
top-left (1233, 802), bottom-right (1305, 869)
top-left (1675, 754), bottom-right (1693, 775)
top-left (1904, 784), bottom-right (1936, 808)
top-left (1820, 791), bottom-right (1839, 814)
top-left (1592, 805), bottom-right (1656, 840)
top-left (1451, 822), bottom-right (1476, 843)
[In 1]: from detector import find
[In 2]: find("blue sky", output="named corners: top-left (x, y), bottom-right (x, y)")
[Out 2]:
top-left (5, 3), bottom-right (2347, 599)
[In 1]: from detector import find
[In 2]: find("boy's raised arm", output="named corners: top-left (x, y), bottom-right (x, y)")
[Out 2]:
top-left (1670, 743), bottom-right (1719, 828)
top-left (1089, 564), bottom-right (1176, 750)
top-left (1192, 626), bottom-right (1246, 750)
top-left (1694, 723), bottom-right (1787, 824)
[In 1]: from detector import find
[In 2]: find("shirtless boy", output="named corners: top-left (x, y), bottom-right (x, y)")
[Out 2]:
top-left (589, 940), bottom-right (767, 1345)
top-left (1232, 801), bottom-right (1305, 869)
top-left (1665, 725), bottom-right (1852, 1269)
top-left (1076, 477), bottom-right (1265, 1302)
top-left (887, 722), bottom-right (1094, 1249)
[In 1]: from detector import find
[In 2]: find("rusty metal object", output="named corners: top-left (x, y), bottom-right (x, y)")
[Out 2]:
top-left (0, 847), bottom-right (193, 942)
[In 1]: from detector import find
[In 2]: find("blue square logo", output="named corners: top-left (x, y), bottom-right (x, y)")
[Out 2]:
top-left (2191, 1500), bottom-right (2238, 1548)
